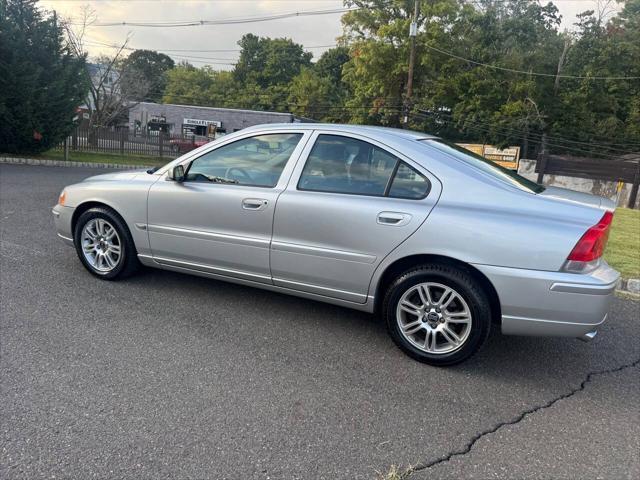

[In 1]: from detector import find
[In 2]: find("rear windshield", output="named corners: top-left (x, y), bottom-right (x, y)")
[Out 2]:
top-left (420, 139), bottom-right (545, 194)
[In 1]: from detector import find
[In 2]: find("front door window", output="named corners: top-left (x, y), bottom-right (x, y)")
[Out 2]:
top-left (186, 133), bottom-right (303, 187)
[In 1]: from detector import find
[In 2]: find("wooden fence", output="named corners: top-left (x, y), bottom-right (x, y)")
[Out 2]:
top-left (55, 125), bottom-right (208, 159)
top-left (536, 154), bottom-right (640, 208)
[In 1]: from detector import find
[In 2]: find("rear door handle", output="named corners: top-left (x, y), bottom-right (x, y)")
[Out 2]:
top-left (377, 211), bottom-right (411, 226)
top-left (242, 198), bottom-right (268, 210)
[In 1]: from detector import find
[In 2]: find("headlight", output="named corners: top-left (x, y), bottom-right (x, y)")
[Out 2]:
top-left (58, 190), bottom-right (66, 206)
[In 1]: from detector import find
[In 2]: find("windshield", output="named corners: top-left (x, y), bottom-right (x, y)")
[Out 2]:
top-left (421, 139), bottom-right (545, 194)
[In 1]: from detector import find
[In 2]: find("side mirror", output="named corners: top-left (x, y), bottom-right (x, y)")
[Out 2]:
top-left (169, 164), bottom-right (185, 182)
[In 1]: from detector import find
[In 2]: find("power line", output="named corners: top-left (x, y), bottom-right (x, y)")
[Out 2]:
top-left (83, 42), bottom-right (238, 62)
top-left (44, 0), bottom-right (605, 3)
top-left (83, 38), bottom-right (337, 56)
top-left (105, 81), bottom-right (638, 155)
top-left (84, 38), bottom-right (337, 53)
top-left (106, 84), bottom-right (634, 157)
top-left (81, 39), bottom-right (340, 66)
top-left (411, 111), bottom-right (629, 158)
top-left (140, 89), bottom-right (636, 156)
top-left (423, 44), bottom-right (640, 81)
top-left (416, 109), bottom-right (640, 154)
top-left (48, 0), bottom-right (346, 2)
top-left (68, 6), bottom-right (357, 27)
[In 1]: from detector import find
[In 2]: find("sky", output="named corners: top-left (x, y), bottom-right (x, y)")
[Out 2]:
top-left (39, 0), bottom-right (620, 69)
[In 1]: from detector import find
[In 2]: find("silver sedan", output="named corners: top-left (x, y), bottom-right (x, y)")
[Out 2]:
top-left (52, 124), bottom-right (620, 365)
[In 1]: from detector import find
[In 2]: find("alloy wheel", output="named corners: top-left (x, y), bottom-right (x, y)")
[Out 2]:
top-left (396, 282), bottom-right (473, 354)
top-left (80, 218), bottom-right (122, 273)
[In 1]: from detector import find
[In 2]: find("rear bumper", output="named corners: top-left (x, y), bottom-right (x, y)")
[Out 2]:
top-left (473, 262), bottom-right (619, 339)
top-left (52, 204), bottom-right (75, 246)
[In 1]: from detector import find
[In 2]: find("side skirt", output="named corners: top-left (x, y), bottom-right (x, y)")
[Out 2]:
top-left (137, 254), bottom-right (376, 313)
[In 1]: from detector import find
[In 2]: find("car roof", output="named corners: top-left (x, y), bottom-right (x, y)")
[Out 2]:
top-left (241, 122), bottom-right (439, 141)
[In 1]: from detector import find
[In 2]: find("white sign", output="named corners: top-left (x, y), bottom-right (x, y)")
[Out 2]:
top-left (183, 118), bottom-right (221, 128)
top-left (484, 146), bottom-right (520, 157)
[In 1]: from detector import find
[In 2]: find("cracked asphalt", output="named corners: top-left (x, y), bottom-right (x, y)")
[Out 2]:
top-left (1, 164), bottom-right (639, 479)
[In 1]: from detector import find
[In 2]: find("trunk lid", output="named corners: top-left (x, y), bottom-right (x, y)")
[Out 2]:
top-left (538, 186), bottom-right (615, 211)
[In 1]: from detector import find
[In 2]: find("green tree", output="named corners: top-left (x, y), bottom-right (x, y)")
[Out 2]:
top-left (341, 0), bottom-right (461, 127)
top-left (163, 63), bottom-right (216, 105)
top-left (0, 0), bottom-right (87, 154)
top-left (340, 0), bottom-right (639, 157)
top-left (315, 46), bottom-right (350, 86)
top-left (551, 0), bottom-right (640, 155)
top-left (233, 34), bottom-right (312, 88)
top-left (288, 67), bottom-right (334, 120)
top-left (414, 0), bottom-right (564, 152)
top-left (120, 49), bottom-right (175, 102)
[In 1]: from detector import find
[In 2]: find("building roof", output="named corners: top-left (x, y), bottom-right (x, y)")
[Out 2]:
top-left (131, 101), bottom-right (295, 117)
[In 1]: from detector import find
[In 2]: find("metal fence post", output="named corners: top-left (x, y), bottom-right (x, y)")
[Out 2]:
top-left (119, 130), bottom-right (125, 156)
top-left (63, 137), bottom-right (69, 161)
top-left (159, 132), bottom-right (164, 158)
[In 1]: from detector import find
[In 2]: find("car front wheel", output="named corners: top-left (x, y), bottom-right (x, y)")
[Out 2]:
top-left (383, 264), bottom-right (491, 366)
top-left (74, 207), bottom-right (139, 280)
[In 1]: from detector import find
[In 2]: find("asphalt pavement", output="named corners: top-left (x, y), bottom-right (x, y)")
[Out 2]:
top-left (1, 163), bottom-right (639, 479)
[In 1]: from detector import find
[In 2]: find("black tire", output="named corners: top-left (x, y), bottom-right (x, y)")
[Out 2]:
top-left (383, 264), bottom-right (491, 366)
top-left (73, 207), bottom-right (140, 280)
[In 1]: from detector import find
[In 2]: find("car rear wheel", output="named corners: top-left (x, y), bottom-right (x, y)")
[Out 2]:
top-left (383, 264), bottom-right (491, 366)
top-left (74, 207), bottom-right (139, 280)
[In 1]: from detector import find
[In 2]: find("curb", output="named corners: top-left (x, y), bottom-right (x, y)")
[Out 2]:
top-left (617, 278), bottom-right (640, 296)
top-left (0, 156), bottom-right (153, 170)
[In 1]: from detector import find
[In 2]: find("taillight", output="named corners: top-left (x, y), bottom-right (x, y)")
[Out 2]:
top-left (565, 211), bottom-right (613, 271)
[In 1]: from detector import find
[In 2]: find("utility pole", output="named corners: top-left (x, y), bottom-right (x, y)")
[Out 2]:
top-left (403, 0), bottom-right (419, 127)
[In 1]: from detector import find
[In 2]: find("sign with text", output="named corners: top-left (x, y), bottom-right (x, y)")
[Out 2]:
top-left (183, 118), bottom-right (222, 128)
top-left (457, 144), bottom-right (521, 170)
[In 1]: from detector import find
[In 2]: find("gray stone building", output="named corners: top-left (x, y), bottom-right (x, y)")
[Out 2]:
top-left (128, 102), bottom-right (309, 137)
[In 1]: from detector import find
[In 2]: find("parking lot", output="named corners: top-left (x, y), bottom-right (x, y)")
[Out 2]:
top-left (1, 163), bottom-right (639, 479)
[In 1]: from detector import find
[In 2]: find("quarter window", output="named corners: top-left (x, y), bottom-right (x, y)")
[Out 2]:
top-left (388, 162), bottom-right (430, 199)
top-left (186, 133), bottom-right (303, 187)
top-left (298, 134), bottom-right (430, 199)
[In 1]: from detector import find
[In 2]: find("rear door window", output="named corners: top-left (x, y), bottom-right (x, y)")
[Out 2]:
top-left (298, 134), bottom-right (429, 198)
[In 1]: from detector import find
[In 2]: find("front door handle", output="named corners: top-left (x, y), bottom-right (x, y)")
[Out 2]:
top-left (242, 198), bottom-right (268, 210)
top-left (377, 211), bottom-right (412, 226)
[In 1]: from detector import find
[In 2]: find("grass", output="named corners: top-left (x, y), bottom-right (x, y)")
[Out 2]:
top-left (376, 465), bottom-right (410, 480)
top-left (3, 149), bottom-right (169, 167)
top-left (605, 208), bottom-right (640, 279)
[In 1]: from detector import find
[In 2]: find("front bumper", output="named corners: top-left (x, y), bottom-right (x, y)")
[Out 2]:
top-left (52, 204), bottom-right (75, 246)
top-left (473, 262), bottom-right (619, 340)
